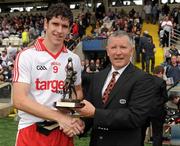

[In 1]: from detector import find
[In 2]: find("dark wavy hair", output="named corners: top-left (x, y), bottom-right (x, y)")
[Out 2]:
top-left (153, 65), bottom-right (164, 74)
top-left (46, 3), bottom-right (73, 26)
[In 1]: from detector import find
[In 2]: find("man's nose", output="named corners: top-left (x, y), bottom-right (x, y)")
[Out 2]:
top-left (116, 47), bottom-right (123, 54)
top-left (57, 25), bottom-right (63, 33)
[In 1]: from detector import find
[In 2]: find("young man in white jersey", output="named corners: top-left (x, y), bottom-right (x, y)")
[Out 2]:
top-left (13, 3), bottom-right (84, 146)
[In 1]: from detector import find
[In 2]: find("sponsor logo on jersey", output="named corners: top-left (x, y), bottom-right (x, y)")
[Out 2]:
top-left (36, 65), bottom-right (47, 70)
top-left (35, 78), bottom-right (65, 92)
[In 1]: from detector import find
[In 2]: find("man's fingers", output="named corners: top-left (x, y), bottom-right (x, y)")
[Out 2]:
top-left (73, 127), bottom-right (80, 135)
top-left (58, 117), bottom-right (85, 137)
top-left (71, 118), bottom-right (85, 133)
top-left (64, 128), bottom-right (77, 137)
top-left (66, 130), bottom-right (74, 137)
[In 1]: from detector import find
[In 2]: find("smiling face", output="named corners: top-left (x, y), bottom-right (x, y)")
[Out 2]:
top-left (44, 16), bottom-right (70, 48)
top-left (106, 35), bottom-right (134, 70)
top-left (171, 55), bottom-right (177, 65)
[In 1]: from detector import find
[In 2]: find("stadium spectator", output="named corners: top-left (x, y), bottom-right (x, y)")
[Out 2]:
top-left (29, 24), bottom-right (38, 41)
top-left (129, 8), bottom-right (136, 18)
top-left (21, 27), bottom-right (30, 47)
top-left (1, 50), bottom-right (8, 67)
top-left (2, 27), bottom-right (10, 38)
top-left (6, 43), bottom-right (17, 61)
top-left (161, 16), bottom-right (173, 47)
top-left (169, 44), bottom-right (179, 56)
top-left (5, 61), bottom-right (14, 82)
top-left (134, 31), bottom-right (141, 62)
top-left (84, 59), bottom-right (90, 72)
top-left (81, 60), bottom-right (86, 72)
top-left (159, 28), bottom-right (164, 47)
top-left (169, 94), bottom-right (180, 110)
top-left (95, 2), bottom-right (105, 20)
top-left (143, 38), bottom-right (156, 73)
top-left (139, 31), bottom-right (152, 71)
top-left (95, 58), bottom-right (103, 71)
top-left (141, 65), bottom-right (168, 146)
top-left (72, 20), bottom-right (79, 38)
top-left (166, 55), bottom-right (180, 83)
top-left (143, 2), bottom-right (152, 23)
top-left (86, 59), bottom-right (98, 73)
top-left (151, 4), bottom-right (159, 24)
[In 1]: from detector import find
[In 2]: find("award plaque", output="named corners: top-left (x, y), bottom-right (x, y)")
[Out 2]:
top-left (55, 57), bottom-right (85, 110)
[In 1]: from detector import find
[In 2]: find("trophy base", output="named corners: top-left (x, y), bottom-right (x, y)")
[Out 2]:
top-left (36, 121), bottom-right (59, 136)
top-left (55, 99), bottom-right (85, 108)
top-left (55, 99), bottom-right (85, 118)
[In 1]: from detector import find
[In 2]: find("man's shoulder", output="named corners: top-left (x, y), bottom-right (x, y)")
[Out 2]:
top-left (129, 64), bottom-right (145, 74)
top-left (153, 75), bottom-right (164, 85)
top-left (131, 66), bottom-right (153, 81)
top-left (24, 46), bottom-right (37, 51)
top-left (17, 46), bottom-right (38, 59)
top-left (66, 49), bottom-right (80, 60)
top-left (67, 49), bottom-right (77, 56)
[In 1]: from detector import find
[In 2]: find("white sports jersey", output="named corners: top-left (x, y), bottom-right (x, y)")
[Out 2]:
top-left (13, 37), bottom-right (82, 129)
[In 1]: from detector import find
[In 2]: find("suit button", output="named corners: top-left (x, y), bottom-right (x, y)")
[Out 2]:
top-left (99, 136), bottom-right (103, 140)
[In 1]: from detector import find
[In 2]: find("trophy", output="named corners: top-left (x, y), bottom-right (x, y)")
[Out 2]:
top-left (55, 57), bottom-right (85, 110)
top-left (36, 58), bottom-right (85, 136)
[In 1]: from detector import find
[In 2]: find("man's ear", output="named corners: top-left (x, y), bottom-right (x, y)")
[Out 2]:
top-left (44, 18), bottom-right (48, 31)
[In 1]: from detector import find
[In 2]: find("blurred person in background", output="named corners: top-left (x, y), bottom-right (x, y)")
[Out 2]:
top-left (141, 65), bottom-right (168, 146)
top-left (86, 59), bottom-right (99, 73)
top-left (22, 27), bottom-right (30, 47)
top-left (169, 94), bottom-right (180, 110)
top-left (143, 38), bottom-right (156, 73)
top-left (166, 55), bottom-right (180, 84)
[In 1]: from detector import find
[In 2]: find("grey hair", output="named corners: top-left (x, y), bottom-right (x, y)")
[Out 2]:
top-left (107, 31), bottom-right (134, 48)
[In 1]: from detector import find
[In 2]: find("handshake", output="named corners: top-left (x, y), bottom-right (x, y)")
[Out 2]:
top-left (36, 100), bottom-right (94, 137)
top-left (57, 115), bottom-right (85, 137)
top-left (56, 99), bottom-right (95, 137)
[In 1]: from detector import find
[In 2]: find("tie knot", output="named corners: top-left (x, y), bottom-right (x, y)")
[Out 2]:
top-left (112, 71), bottom-right (118, 78)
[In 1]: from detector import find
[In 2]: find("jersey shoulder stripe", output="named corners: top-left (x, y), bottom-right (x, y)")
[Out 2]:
top-left (13, 47), bottom-right (34, 82)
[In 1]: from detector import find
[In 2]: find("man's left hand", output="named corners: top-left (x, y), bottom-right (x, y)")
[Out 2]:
top-left (76, 100), bottom-right (95, 117)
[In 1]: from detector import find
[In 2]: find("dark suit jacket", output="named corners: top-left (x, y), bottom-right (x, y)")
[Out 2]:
top-left (150, 76), bottom-right (168, 118)
top-left (83, 63), bottom-right (154, 146)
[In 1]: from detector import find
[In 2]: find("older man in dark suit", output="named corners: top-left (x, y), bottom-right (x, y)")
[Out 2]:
top-left (77, 31), bottom-right (154, 146)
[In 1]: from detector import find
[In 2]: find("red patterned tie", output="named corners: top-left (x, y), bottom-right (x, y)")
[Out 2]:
top-left (102, 71), bottom-right (119, 104)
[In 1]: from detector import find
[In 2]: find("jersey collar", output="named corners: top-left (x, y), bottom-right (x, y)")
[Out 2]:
top-left (34, 37), bottom-right (68, 59)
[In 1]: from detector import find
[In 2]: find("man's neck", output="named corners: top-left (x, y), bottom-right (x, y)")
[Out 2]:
top-left (43, 38), bottom-right (63, 54)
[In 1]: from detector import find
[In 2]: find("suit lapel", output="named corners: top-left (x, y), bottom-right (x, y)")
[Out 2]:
top-left (104, 63), bottom-right (135, 107)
